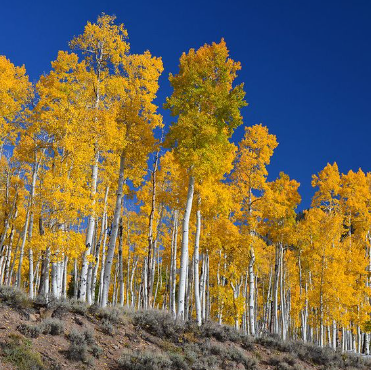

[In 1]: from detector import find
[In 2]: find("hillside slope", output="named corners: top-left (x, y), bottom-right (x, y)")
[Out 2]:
top-left (0, 286), bottom-right (369, 370)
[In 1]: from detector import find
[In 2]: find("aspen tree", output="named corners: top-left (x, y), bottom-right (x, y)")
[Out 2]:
top-left (232, 124), bottom-right (278, 335)
top-left (100, 50), bottom-right (163, 307)
top-left (165, 39), bottom-right (246, 319)
top-left (0, 55), bottom-right (33, 152)
top-left (69, 14), bottom-right (129, 302)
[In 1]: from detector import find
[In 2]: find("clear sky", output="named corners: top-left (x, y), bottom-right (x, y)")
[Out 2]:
top-left (1, 0), bottom-right (370, 210)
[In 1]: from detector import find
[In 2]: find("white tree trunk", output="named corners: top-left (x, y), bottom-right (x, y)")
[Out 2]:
top-left (98, 214), bottom-right (108, 304)
top-left (177, 175), bottom-right (195, 319)
top-left (365, 333), bottom-right (369, 355)
top-left (332, 320), bottom-right (337, 349)
top-left (92, 186), bottom-right (109, 303)
top-left (26, 156), bottom-right (40, 296)
top-left (79, 149), bottom-right (99, 302)
top-left (17, 210), bottom-right (30, 288)
top-left (51, 262), bottom-right (58, 298)
top-left (272, 243), bottom-right (281, 334)
top-left (194, 202), bottom-right (202, 326)
top-left (170, 210), bottom-right (179, 317)
top-left (28, 248), bottom-right (34, 299)
top-left (101, 152), bottom-right (125, 307)
top-left (249, 247), bottom-right (256, 336)
top-left (118, 217), bottom-right (124, 307)
top-left (3, 227), bottom-right (14, 285)
top-left (62, 256), bottom-right (68, 299)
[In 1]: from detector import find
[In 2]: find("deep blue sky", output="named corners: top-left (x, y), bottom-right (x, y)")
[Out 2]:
top-left (1, 0), bottom-right (371, 210)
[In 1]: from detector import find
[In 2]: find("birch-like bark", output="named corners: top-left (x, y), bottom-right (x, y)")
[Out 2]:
top-left (101, 152), bottom-right (125, 308)
top-left (79, 148), bottom-right (99, 302)
top-left (205, 252), bottom-right (210, 321)
top-left (92, 186), bottom-right (109, 302)
top-left (118, 217), bottom-right (124, 306)
top-left (170, 210), bottom-right (179, 317)
top-left (153, 254), bottom-right (162, 306)
top-left (125, 224), bottom-right (131, 307)
top-left (3, 225), bottom-right (14, 285)
top-left (249, 247), bottom-right (256, 336)
top-left (62, 256), bottom-right (68, 299)
top-left (51, 262), bottom-right (58, 298)
top-left (27, 154), bottom-right (40, 297)
top-left (272, 243), bottom-right (281, 334)
top-left (177, 174), bottom-right (195, 319)
top-left (200, 254), bottom-right (206, 321)
top-left (98, 214), bottom-right (109, 304)
top-left (17, 210), bottom-right (30, 288)
top-left (28, 248), bottom-right (34, 299)
top-left (34, 259), bottom-right (40, 297)
top-left (231, 279), bottom-right (242, 330)
top-left (130, 256), bottom-right (138, 307)
top-left (332, 320), bottom-right (337, 349)
top-left (194, 198), bottom-right (202, 326)
top-left (364, 333), bottom-right (369, 355)
top-left (262, 267), bottom-right (272, 334)
top-left (43, 248), bottom-right (50, 299)
top-left (280, 246), bottom-right (287, 340)
top-left (185, 254), bottom-right (194, 320)
top-left (73, 259), bottom-right (78, 299)
top-left (147, 150), bottom-right (159, 307)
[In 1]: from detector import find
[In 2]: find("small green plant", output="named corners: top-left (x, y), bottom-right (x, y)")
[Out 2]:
top-left (1, 334), bottom-right (44, 370)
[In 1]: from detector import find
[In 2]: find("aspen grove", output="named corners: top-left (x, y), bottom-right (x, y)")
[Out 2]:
top-left (1, 14), bottom-right (371, 353)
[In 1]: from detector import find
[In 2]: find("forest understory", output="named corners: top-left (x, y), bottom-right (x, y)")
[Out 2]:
top-left (0, 285), bottom-right (371, 370)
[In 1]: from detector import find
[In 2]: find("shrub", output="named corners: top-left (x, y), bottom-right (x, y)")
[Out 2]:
top-left (83, 328), bottom-right (95, 345)
top-left (68, 299), bottom-right (89, 316)
top-left (118, 349), bottom-right (172, 370)
top-left (91, 344), bottom-right (103, 359)
top-left (66, 329), bottom-right (89, 362)
top-left (41, 318), bottom-right (64, 335)
top-left (282, 355), bottom-right (296, 366)
top-left (267, 357), bottom-right (293, 370)
top-left (17, 323), bottom-right (42, 338)
top-left (133, 310), bottom-right (184, 341)
top-left (227, 346), bottom-right (256, 368)
top-left (255, 333), bottom-right (291, 352)
top-left (17, 318), bottom-right (64, 338)
top-left (1, 334), bottom-right (44, 370)
top-left (101, 318), bottom-right (116, 336)
top-left (66, 328), bottom-right (97, 363)
top-left (200, 321), bottom-right (241, 343)
top-left (206, 342), bottom-right (256, 369)
top-left (240, 336), bottom-right (254, 350)
top-left (50, 300), bottom-right (70, 319)
top-left (94, 305), bottom-right (123, 324)
top-left (291, 342), bottom-right (342, 367)
top-left (168, 353), bottom-right (188, 370)
top-left (66, 341), bottom-right (88, 362)
top-left (0, 285), bottom-right (30, 309)
top-left (293, 364), bottom-right (305, 370)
